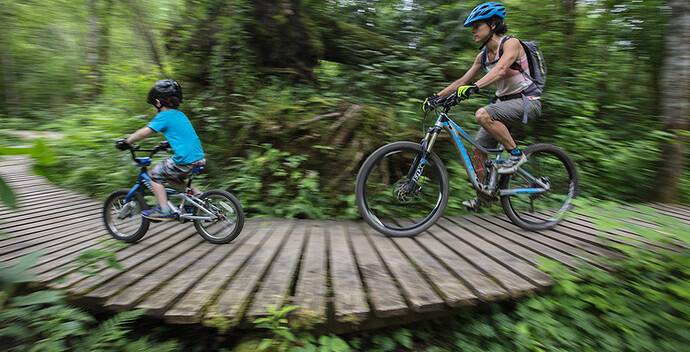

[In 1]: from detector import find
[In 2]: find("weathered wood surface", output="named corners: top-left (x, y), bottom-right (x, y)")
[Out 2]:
top-left (0, 155), bottom-right (686, 332)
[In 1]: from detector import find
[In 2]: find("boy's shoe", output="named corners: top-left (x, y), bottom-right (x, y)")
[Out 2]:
top-left (462, 197), bottom-right (480, 213)
top-left (498, 153), bottom-right (527, 174)
top-left (141, 206), bottom-right (174, 221)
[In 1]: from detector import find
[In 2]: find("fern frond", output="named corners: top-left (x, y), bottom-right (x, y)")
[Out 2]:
top-left (74, 309), bottom-right (146, 351)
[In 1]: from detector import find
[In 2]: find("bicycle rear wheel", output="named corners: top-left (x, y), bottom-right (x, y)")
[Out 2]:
top-left (355, 141), bottom-right (449, 237)
top-left (193, 190), bottom-right (244, 244)
top-left (500, 143), bottom-right (579, 230)
top-left (103, 189), bottom-right (150, 243)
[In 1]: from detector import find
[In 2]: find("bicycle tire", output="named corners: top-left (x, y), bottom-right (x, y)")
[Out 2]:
top-left (103, 188), bottom-right (150, 243)
top-left (193, 189), bottom-right (245, 244)
top-left (355, 141), bottom-right (450, 237)
top-left (500, 143), bottom-right (579, 231)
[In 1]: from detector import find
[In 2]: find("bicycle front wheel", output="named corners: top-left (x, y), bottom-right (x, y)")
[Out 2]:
top-left (500, 143), bottom-right (579, 231)
top-left (193, 190), bottom-right (245, 244)
top-left (103, 189), bottom-right (150, 243)
top-left (355, 141), bottom-right (449, 237)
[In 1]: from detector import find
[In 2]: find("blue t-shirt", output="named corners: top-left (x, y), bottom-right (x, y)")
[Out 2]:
top-left (146, 110), bottom-right (205, 165)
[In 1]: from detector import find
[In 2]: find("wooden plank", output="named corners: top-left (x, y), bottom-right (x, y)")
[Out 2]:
top-left (164, 220), bottom-right (278, 324)
top-left (133, 220), bottom-right (256, 315)
top-left (555, 214), bottom-right (672, 251)
top-left (292, 220), bottom-right (328, 318)
top-left (105, 239), bottom-right (217, 311)
top-left (328, 221), bottom-right (369, 322)
top-left (65, 224), bottom-right (195, 294)
top-left (49, 222), bottom-right (178, 289)
top-left (365, 225), bottom-right (444, 313)
top-left (0, 193), bottom-right (94, 222)
top-left (0, 198), bottom-right (99, 228)
top-left (0, 220), bottom-right (103, 261)
top-left (412, 221), bottom-right (510, 301)
top-left (481, 215), bottom-right (624, 261)
top-left (84, 229), bottom-right (202, 301)
top-left (443, 216), bottom-right (582, 271)
top-left (204, 220), bottom-right (297, 322)
top-left (433, 217), bottom-right (543, 294)
top-left (347, 221), bottom-right (406, 318)
top-left (393, 219), bottom-right (478, 307)
top-left (647, 203), bottom-right (690, 222)
top-left (0, 208), bottom-right (101, 240)
top-left (244, 221), bottom-right (307, 317)
top-left (472, 215), bottom-right (617, 271)
top-left (20, 232), bottom-right (105, 277)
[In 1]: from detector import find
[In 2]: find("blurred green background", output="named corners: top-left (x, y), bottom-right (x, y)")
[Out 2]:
top-left (0, 0), bottom-right (688, 217)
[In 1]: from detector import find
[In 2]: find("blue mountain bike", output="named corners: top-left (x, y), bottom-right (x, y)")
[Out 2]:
top-left (355, 92), bottom-right (579, 237)
top-left (103, 141), bottom-right (244, 244)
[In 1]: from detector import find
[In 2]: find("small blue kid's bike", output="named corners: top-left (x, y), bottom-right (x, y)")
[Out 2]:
top-left (103, 141), bottom-right (244, 244)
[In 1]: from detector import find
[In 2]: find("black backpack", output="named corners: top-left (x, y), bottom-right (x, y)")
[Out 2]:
top-left (481, 36), bottom-right (547, 98)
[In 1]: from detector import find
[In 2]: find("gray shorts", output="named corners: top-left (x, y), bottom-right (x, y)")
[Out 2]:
top-left (475, 98), bottom-right (542, 149)
top-left (149, 158), bottom-right (206, 184)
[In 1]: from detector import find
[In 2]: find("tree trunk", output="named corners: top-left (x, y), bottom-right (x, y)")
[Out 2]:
top-left (654, 0), bottom-right (690, 202)
top-left (123, 0), bottom-right (168, 77)
top-left (248, 0), bottom-right (318, 83)
top-left (83, 0), bottom-right (112, 100)
top-left (0, 4), bottom-right (20, 117)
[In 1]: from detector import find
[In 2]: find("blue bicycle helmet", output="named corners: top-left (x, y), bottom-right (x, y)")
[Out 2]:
top-left (464, 2), bottom-right (506, 27)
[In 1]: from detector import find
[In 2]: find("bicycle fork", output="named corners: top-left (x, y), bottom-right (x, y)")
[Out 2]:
top-left (404, 126), bottom-right (442, 195)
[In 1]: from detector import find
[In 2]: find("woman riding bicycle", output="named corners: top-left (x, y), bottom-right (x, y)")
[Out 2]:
top-left (424, 2), bottom-right (542, 211)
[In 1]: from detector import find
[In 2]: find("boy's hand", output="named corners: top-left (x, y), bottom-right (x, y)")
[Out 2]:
top-left (457, 84), bottom-right (479, 100)
top-left (115, 139), bottom-right (130, 151)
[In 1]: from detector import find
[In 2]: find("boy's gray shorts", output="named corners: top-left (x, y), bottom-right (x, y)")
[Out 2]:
top-left (475, 98), bottom-right (542, 149)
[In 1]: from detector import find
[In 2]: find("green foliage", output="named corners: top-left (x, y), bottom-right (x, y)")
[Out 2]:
top-left (0, 175), bottom-right (17, 210)
top-left (0, 251), bottom-right (178, 352)
top-left (253, 304), bottom-right (301, 351)
top-left (223, 144), bottom-right (328, 218)
top-left (59, 238), bottom-right (129, 277)
top-left (2, 0), bottom-right (688, 214)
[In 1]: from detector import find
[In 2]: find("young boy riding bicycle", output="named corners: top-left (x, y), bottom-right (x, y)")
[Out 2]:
top-left (116, 79), bottom-right (206, 221)
top-left (423, 2), bottom-right (542, 212)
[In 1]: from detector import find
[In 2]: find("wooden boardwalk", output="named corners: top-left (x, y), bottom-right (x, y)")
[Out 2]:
top-left (1, 155), bottom-right (687, 332)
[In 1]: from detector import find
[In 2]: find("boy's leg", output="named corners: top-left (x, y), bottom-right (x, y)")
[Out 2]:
top-left (141, 159), bottom-right (177, 220)
top-left (150, 181), bottom-right (169, 208)
top-left (166, 180), bottom-right (201, 195)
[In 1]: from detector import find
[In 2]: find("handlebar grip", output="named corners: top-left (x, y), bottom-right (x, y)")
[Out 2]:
top-left (469, 86), bottom-right (480, 94)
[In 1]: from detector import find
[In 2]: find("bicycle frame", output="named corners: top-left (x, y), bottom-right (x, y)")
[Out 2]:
top-left (422, 106), bottom-right (550, 197)
top-left (122, 149), bottom-right (217, 222)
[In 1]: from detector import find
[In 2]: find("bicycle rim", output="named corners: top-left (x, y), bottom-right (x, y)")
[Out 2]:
top-left (194, 190), bottom-right (244, 244)
top-left (356, 142), bottom-right (449, 237)
top-left (501, 144), bottom-right (578, 230)
top-left (103, 189), bottom-right (149, 242)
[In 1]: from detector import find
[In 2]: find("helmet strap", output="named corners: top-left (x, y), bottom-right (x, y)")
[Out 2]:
top-left (478, 31), bottom-right (494, 51)
top-left (478, 21), bottom-right (496, 51)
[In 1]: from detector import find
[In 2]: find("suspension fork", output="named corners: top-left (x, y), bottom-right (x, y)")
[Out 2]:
top-left (404, 126), bottom-right (442, 193)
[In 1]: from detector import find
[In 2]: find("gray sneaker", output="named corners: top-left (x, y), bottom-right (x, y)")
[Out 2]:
top-left (462, 197), bottom-right (480, 212)
top-left (498, 153), bottom-right (527, 174)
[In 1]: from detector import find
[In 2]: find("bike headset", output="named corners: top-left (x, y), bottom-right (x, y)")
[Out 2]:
top-left (147, 79), bottom-right (183, 112)
top-left (464, 2), bottom-right (507, 50)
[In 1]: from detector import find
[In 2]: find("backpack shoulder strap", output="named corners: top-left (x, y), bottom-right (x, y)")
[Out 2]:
top-left (498, 36), bottom-right (523, 72)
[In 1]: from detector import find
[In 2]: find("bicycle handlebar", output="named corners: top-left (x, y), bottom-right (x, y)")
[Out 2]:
top-left (425, 85), bottom-right (481, 113)
top-left (122, 141), bottom-right (170, 161)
